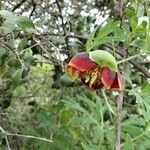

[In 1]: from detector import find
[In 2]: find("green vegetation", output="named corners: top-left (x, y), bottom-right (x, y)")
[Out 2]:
top-left (0, 0), bottom-right (150, 149)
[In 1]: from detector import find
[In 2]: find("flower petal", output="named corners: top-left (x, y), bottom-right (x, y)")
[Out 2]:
top-left (69, 52), bottom-right (97, 72)
top-left (101, 67), bottom-right (116, 89)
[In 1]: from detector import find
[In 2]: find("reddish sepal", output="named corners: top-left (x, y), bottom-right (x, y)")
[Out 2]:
top-left (69, 52), bottom-right (97, 72)
top-left (111, 72), bottom-right (123, 90)
top-left (101, 67), bottom-right (116, 89)
top-left (101, 67), bottom-right (123, 90)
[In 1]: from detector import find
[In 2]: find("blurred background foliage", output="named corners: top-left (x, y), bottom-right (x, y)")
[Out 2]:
top-left (0, 0), bottom-right (150, 149)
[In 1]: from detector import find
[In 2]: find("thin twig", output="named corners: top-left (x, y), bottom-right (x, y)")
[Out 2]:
top-left (117, 51), bottom-right (143, 64)
top-left (42, 33), bottom-right (87, 41)
top-left (19, 43), bottom-right (39, 54)
top-left (6, 132), bottom-right (53, 143)
top-left (34, 34), bottom-right (64, 69)
top-left (0, 126), bottom-right (53, 144)
top-left (5, 135), bottom-right (11, 150)
top-left (0, 127), bottom-right (11, 150)
top-left (55, 0), bottom-right (70, 56)
top-left (12, 0), bottom-right (26, 11)
top-left (0, 37), bottom-right (27, 70)
top-left (29, 0), bottom-right (37, 18)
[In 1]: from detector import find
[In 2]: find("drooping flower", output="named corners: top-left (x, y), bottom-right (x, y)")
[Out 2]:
top-left (65, 50), bottom-right (123, 91)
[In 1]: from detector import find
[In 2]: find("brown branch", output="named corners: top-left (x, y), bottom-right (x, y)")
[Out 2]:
top-left (115, 91), bottom-right (124, 150)
top-left (55, 0), bottom-right (70, 56)
top-left (114, 0), bottom-right (129, 149)
top-left (12, 0), bottom-right (27, 11)
top-left (115, 44), bottom-right (126, 150)
top-left (43, 33), bottom-right (87, 41)
top-left (29, 0), bottom-right (37, 18)
top-left (129, 60), bottom-right (150, 77)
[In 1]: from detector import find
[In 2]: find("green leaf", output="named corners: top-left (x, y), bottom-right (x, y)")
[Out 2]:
top-left (0, 46), bottom-right (7, 65)
top-left (59, 109), bottom-right (75, 124)
top-left (89, 50), bottom-right (118, 71)
top-left (130, 17), bottom-right (138, 30)
top-left (143, 110), bottom-right (150, 122)
top-left (7, 58), bottom-right (21, 67)
top-left (0, 10), bottom-right (19, 33)
top-left (92, 36), bottom-right (122, 49)
top-left (131, 2), bottom-right (144, 17)
top-left (0, 10), bottom-right (36, 34)
top-left (122, 124), bottom-right (143, 136)
top-left (123, 72), bottom-right (132, 86)
top-left (11, 69), bottom-right (23, 87)
top-left (63, 96), bottom-right (100, 127)
top-left (105, 130), bottom-right (115, 149)
top-left (125, 7), bottom-right (136, 17)
top-left (141, 80), bottom-right (150, 103)
top-left (128, 89), bottom-right (144, 104)
top-left (81, 143), bottom-right (100, 150)
top-left (70, 115), bottom-right (93, 126)
top-left (77, 94), bottom-right (104, 121)
top-left (18, 38), bottom-right (28, 52)
top-left (145, 33), bottom-right (150, 54)
top-left (123, 115), bottom-right (145, 127)
top-left (23, 52), bottom-right (34, 69)
top-left (60, 74), bottom-right (74, 87)
top-left (86, 19), bottom-right (124, 51)
top-left (17, 17), bottom-right (35, 33)
top-left (0, 63), bottom-right (8, 77)
top-left (122, 134), bottom-right (133, 150)
top-left (93, 126), bottom-right (104, 143)
top-left (97, 20), bottom-right (120, 38)
top-left (0, 10), bottom-right (14, 19)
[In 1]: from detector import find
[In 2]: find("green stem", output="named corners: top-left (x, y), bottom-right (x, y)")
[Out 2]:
top-left (112, 40), bottom-right (116, 58)
top-left (145, 1), bottom-right (150, 53)
top-left (145, 1), bottom-right (150, 30)
top-left (131, 132), bottom-right (146, 142)
top-left (117, 51), bottom-right (143, 64)
top-left (121, 131), bottom-right (146, 148)
top-left (102, 89), bottom-right (116, 115)
top-left (20, 43), bottom-right (39, 54)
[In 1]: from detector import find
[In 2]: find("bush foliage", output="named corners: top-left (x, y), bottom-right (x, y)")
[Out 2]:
top-left (0, 0), bottom-right (150, 149)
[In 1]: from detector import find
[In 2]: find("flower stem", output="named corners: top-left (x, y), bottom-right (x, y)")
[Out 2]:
top-left (117, 51), bottom-right (143, 64)
top-left (102, 89), bottom-right (115, 115)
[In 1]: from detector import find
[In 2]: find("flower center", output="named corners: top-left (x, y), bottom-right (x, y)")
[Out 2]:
top-left (79, 67), bottom-right (102, 88)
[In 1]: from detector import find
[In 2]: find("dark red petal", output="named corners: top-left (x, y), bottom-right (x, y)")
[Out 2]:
top-left (65, 65), bottom-right (79, 80)
top-left (111, 72), bottom-right (123, 90)
top-left (101, 67), bottom-right (116, 89)
top-left (69, 52), bottom-right (97, 72)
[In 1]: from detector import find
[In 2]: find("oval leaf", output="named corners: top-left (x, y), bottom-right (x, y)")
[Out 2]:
top-left (89, 50), bottom-right (118, 71)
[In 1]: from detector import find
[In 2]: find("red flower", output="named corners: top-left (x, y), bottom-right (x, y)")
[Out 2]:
top-left (65, 52), bottom-right (123, 91)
